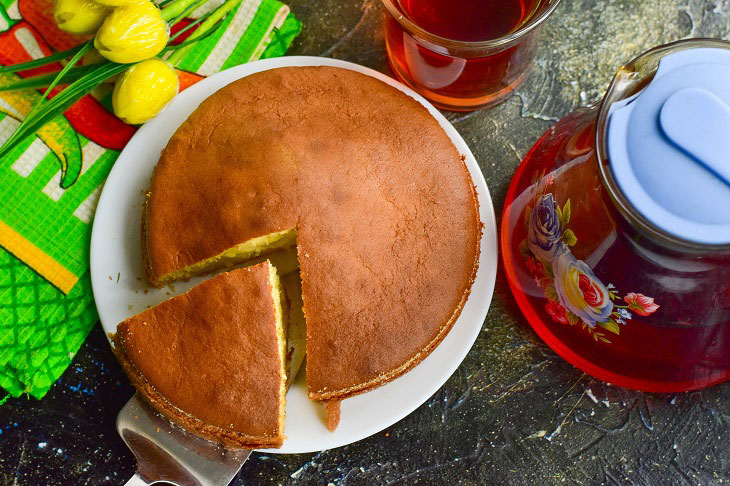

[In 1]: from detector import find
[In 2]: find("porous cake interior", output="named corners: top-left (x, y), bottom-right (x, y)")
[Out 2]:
top-left (268, 264), bottom-right (288, 435)
top-left (153, 227), bottom-right (297, 285)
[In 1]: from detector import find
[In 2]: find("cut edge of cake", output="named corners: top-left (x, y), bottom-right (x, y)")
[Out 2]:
top-left (142, 196), bottom-right (297, 287)
top-left (111, 262), bottom-right (288, 449)
top-left (268, 263), bottom-right (288, 444)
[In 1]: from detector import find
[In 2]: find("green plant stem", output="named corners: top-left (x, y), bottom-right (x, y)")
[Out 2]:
top-left (166, 0), bottom-right (209, 26)
top-left (162, 13), bottom-right (228, 52)
top-left (167, 0), bottom-right (241, 66)
top-left (167, 7), bottom-right (217, 43)
top-left (160, 0), bottom-right (209, 22)
top-left (0, 14), bottom-right (223, 92)
top-left (0, 44), bottom-right (85, 74)
top-left (0, 65), bottom-right (100, 92)
top-left (25, 42), bottom-right (92, 125)
top-left (0, 62), bottom-right (127, 160)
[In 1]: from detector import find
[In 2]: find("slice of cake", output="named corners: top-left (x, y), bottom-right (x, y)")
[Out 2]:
top-left (111, 262), bottom-right (286, 449)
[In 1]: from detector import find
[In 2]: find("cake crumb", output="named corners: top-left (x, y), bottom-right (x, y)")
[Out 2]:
top-left (325, 401), bottom-right (341, 432)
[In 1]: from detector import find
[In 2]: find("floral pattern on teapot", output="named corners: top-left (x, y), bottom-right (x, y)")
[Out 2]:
top-left (520, 193), bottom-right (660, 343)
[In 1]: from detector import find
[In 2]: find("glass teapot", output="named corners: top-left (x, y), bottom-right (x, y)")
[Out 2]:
top-left (502, 39), bottom-right (730, 392)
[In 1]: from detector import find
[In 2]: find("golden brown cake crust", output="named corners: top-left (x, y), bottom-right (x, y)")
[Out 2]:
top-left (145, 66), bottom-right (481, 401)
top-left (112, 263), bottom-right (284, 449)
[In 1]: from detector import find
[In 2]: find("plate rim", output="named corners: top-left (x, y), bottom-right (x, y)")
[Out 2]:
top-left (90, 55), bottom-right (498, 454)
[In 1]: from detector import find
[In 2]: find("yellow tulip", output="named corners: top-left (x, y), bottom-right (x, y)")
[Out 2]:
top-left (112, 59), bottom-right (179, 124)
top-left (54, 0), bottom-right (110, 35)
top-left (94, 1), bottom-right (169, 64)
top-left (93, 0), bottom-right (146, 6)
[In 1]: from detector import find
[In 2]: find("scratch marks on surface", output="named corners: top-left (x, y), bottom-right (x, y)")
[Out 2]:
top-left (514, 76), bottom-right (561, 123)
top-left (585, 388), bottom-right (610, 408)
top-left (487, 357), bottom-right (553, 404)
top-left (547, 389), bottom-right (587, 442)
top-left (290, 452), bottom-right (323, 479)
top-left (320, 0), bottom-right (376, 57)
top-left (568, 433), bottom-right (605, 459)
top-left (446, 109), bottom-right (484, 125)
top-left (554, 373), bottom-right (586, 406)
top-left (670, 456), bottom-right (694, 485)
top-left (638, 398), bottom-right (654, 431)
top-left (13, 437), bottom-right (27, 486)
top-left (505, 142), bottom-right (523, 163)
top-left (382, 439), bottom-right (487, 485)
top-left (438, 369), bottom-right (472, 422)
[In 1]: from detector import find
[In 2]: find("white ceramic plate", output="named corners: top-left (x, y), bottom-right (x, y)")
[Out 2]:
top-left (90, 56), bottom-right (498, 454)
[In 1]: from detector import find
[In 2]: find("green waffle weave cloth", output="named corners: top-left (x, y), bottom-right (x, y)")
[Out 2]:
top-left (0, 0), bottom-right (301, 403)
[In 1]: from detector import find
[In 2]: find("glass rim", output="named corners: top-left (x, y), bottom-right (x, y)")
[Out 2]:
top-left (595, 37), bottom-right (730, 252)
top-left (379, 0), bottom-right (563, 51)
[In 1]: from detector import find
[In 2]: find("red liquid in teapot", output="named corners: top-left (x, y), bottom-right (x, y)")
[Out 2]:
top-left (502, 109), bottom-right (730, 392)
top-left (385, 0), bottom-right (543, 110)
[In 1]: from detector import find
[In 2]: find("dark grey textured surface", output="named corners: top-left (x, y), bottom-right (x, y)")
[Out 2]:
top-left (2, 1), bottom-right (730, 484)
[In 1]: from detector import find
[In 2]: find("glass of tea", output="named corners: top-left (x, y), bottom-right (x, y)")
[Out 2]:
top-left (381, 0), bottom-right (562, 111)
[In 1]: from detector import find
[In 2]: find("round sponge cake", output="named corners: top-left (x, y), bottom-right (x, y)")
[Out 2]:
top-left (144, 66), bottom-right (481, 401)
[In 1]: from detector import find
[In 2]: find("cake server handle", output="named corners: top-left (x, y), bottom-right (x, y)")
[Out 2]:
top-left (124, 472), bottom-right (152, 486)
top-left (118, 393), bottom-right (251, 486)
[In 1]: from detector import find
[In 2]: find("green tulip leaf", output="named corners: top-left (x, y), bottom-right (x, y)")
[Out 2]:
top-left (543, 260), bottom-right (555, 279)
top-left (562, 229), bottom-right (577, 246)
top-left (561, 199), bottom-right (571, 226)
top-left (598, 319), bottom-right (620, 335)
top-left (566, 312), bottom-right (580, 326)
top-left (545, 284), bottom-right (559, 303)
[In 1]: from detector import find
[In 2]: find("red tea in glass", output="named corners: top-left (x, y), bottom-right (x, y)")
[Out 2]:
top-left (381, 0), bottom-right (561, 111)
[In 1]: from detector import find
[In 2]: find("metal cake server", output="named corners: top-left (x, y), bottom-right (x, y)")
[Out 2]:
top-left (118, 393), bottom-right (251, 486)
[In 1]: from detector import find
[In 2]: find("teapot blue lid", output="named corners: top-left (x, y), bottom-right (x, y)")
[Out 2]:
top-left (606, 48), bottom-right (730, 245)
